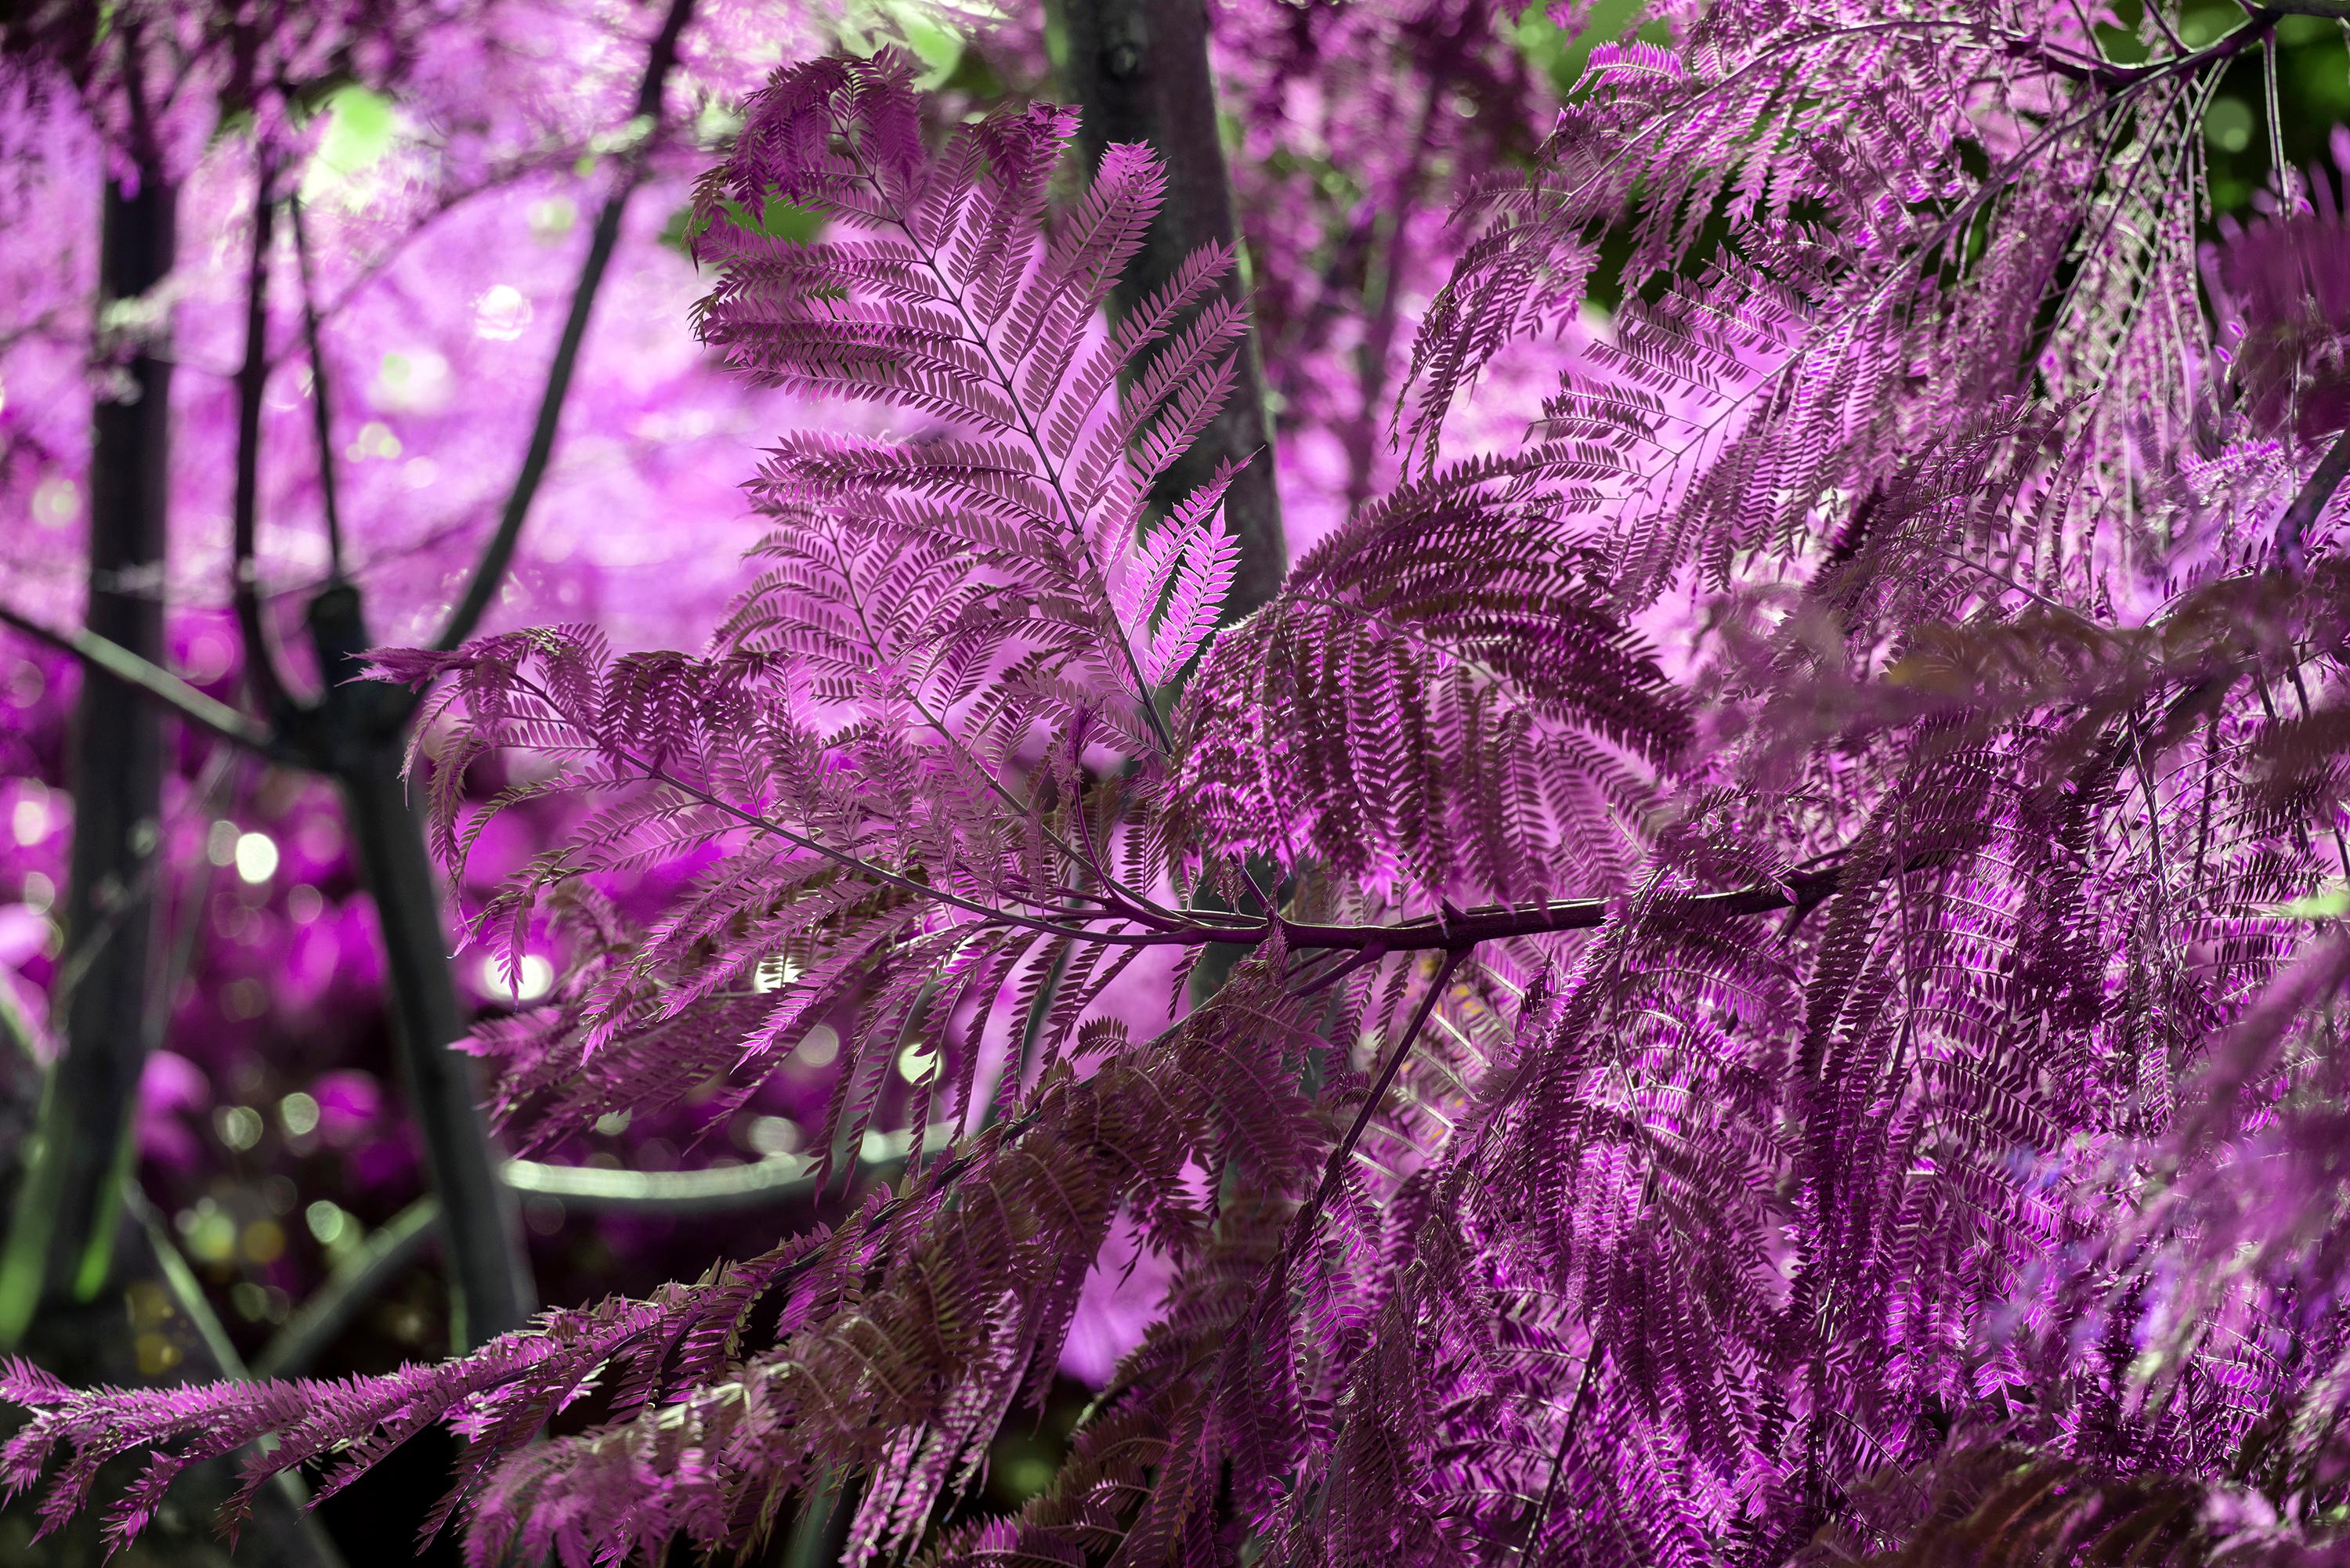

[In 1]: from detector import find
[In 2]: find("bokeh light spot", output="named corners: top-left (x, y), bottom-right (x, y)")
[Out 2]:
top-left (233, 831), bottom-right (279, 883)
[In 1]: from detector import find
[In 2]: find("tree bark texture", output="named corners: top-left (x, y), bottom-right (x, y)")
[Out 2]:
top-left (33, 168), bottom-right (178, 1309)
top-left (1054, 0), bottom-right (1296, 1005)
top-left (308, 583), bottom-right (534, 1349)
top-left (1053, 0), bottom-right (1289, 619)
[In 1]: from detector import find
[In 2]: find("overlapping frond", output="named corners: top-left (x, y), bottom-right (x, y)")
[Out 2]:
top-left (1409, 2), bottom-right (2217, 616)
top-left (1172, 462), bottom-right (1687, 905)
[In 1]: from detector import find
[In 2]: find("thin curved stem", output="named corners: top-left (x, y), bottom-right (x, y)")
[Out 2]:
top-left (50, 748), bottom-right (234, 1021)
top-left (505, 672), bottom-right (1170, 945)
top-left (518, 673), bottom-right (1846, 955)
top-left (0, 602), bottom-right (277, 755)
top-left (252, 1140), bottom-right (942, 1381)
top-left (250, 1197), bottom-right (439, 1380)
top-left (232, 151), bottom-right (297, 724)
top-left (503, 1152), bottom-right (818, 1214)
top-left (1293, 948), bottom-right (1462, 1243)
top-left (288, 196), bottom-right (346, 581)
top-left (2278, 425), bottom-right (2350, 575)
top-left (1515, 1346), bottom-right (1600, 1560)
top-left (426, 0), bottom-right (697, 660)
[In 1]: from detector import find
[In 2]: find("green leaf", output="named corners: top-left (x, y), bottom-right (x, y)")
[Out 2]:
top-left (838, 0), bottom-right (970, 89)
top-left (314, 85), bottom-right (395, 178)
top-left (663, 195), bottom-right (825, 255)
top-left (2278, 885), bottom-right (2350, 920)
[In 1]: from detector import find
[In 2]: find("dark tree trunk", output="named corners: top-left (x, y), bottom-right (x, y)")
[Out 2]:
top-left (1053, 0), bottom-right (1288, 619)
top-left (1053, 0), bottom-right (1292, 1006)
top-left (308, 583), bottom-right (533, 1349)
top-left (0, 158), bottom-right (347, 1568)
top-left (23, 168), bottom-right (177, 1312)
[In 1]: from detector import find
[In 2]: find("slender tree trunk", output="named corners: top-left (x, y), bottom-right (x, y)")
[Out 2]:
top-left (0, 160), bottom-right (346, 1568)
top-left (3, 168), bottom-right (177, 1322)
top-left (1054, 0), bottom-right (1292, 1006)
top-left (1053, 0), bottom-right (1287, 617)
top-left (307, 583), bottom-right (533, 1349)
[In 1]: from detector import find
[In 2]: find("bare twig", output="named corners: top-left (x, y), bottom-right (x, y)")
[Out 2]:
top-left (0, 601), bottom-right (277, 754)
top-left (233, 150), bottom-right (298, 723)
top-left (426, 0), bottom-right (697, 658)
top-left (99, 1186), bottom-right (349, 1566)
top-left (288, 196), bottom-right (347, 580)
top-left (277, 0), bottom-right (701, 1348)
top-left (52, 749), bottom-right (235, 1021)
top-left (250, 1198), bottom-right (439, 1381)
top-left (555, 700), bottom-right (1848, 956)
top-left (254, 1150), bottom-right (901, 1379)
top-left (1296, 948), bottom-right (1462, 1238)
top-left (1514, 1347), bottom-right (1600, 1560)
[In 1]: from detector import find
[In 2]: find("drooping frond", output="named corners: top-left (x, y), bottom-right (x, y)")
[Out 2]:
top-left (1408, 3), bottom-right (2219, 616)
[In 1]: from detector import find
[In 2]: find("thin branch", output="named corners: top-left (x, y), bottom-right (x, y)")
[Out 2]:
top-left (1515, 1346), bottom-right (1600, 1560)
top-left (232, 151), bottom-right (298, 724)
top-left (119, 1184), bottom-right (351, 1565)
top-left (1278, 869), bottom-right (1846, 952)
top-left (288, 196), bottom-right (347, 580)
top-left (0, 970), bottom-right (49, 1065)
top-left (2264, 17), bottom-right (2288, 177)
top-left (0, 601), bottom-right (278, 754)
top-left (1343, 13), bottom-right (1462, 512)
top-left (562, 695), bottom-right (1849, 954)
top-left (249, 1196), bottom-right (439, 1381)
top-left (427, 0), bottom-right (697, 658)
top-left (521, 677), bottom-right (1200, 945)
top-left (125, 1183), bottom-right (261, 1381)
top-left (2278, 425), bottom-right (2350, 574)
top-left (1293, 949), bottom-right (1462, 1241)
top-left (52, 748), bottom-right (235, 1020)
top-left (254, 1145), bottom-right (924, 1380)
